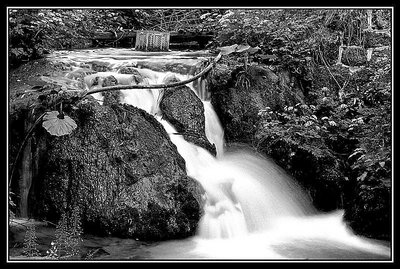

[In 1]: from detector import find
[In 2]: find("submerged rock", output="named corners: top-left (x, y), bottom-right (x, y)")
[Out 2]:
top-left (160, 85), bottom-right (217, 156)
top-left (118, 66), bottom-right (146, 84)
top-left (88, 61), bottom-right (111, 72)
top-left (26, 98), bottom-right (204, 240)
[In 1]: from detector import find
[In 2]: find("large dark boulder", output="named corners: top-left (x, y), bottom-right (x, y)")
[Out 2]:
top-left (255, 127), bottom-right (347, 211)
top-left (210, 64), bottom-right (305, 144)
top-left (10, 92), bottom-right (204, 240)
top-left (160, 85), bottom-right (217, 156)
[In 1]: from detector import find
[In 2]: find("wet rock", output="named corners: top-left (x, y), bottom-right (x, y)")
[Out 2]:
top-left (255, 129), bottom-right (346, 211)
top-left (341, 46), bottom-right (367, 66)
top-left (210, 64), bottom-right (305, 143)
top-left (135, 61), bottom-right (198, 75)
top-left (118, 67), bottom-right (145, 84)
top-left (89, 61), bottom-right (111, 72)
top-left (160, 85), bottom-right (216, 156)
top-left (119, 66), bottom-right (139, 76)
top-left (101, 75), bottom-right (121, 106)
top-left (165, 63), bottom-right (190, 74)
top-left (101, 75), bottom-right (118, 87)
top-left (31, 99), bottom-right (204, 240)
top-left (162, 74), bottom-right (181, 84)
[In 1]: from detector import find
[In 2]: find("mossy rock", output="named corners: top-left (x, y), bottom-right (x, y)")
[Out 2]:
top-left (89, 61), bottom-right (111, 72)
top-left (118, 66), bottom-right (141, 75)
top-left (23, 99), bottom-right (205, 240)
top-left (255, 128), bottom-right (346, 211)
top-left (209, 65), bottom-right (304, 143)
top-left (160, 85), bottom-right (216, 156)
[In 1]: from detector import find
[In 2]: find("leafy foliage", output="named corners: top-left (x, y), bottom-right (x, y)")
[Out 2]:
top-left (8, 9), bottom-right (143, 68)
top-left (324, 9), bottom-right (367, 46)
top-left (207, 9), bottom-right (374, 74)
top-left (8, 9), bottom-right (48, 68)
top-left (213, 8), bottom-right (391, 217)
top-left (47, 207), bottom-right (83, 260)
top-left (22, 224), bottom-right (40, 257)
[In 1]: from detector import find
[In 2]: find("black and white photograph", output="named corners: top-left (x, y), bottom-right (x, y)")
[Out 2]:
top-left (6, 6), bottom-right (394, 262)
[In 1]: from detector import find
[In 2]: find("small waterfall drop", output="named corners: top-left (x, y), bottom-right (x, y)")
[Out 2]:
top-left (53, 48), bottom-right (390, 259)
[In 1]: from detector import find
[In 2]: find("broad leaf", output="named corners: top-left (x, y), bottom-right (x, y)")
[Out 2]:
top-left (42, 111), bottom-right (77, 136)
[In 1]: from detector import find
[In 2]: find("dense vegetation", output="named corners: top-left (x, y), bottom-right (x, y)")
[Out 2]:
top-left (207, 8), bottom-right (391, 239)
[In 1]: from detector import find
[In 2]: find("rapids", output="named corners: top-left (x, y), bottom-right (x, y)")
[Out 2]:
top-left (47, 48), bottom-right (391, 260)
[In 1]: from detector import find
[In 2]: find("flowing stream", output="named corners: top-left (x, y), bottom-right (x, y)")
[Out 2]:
top-left (47, 48), bottom-right (390, 260)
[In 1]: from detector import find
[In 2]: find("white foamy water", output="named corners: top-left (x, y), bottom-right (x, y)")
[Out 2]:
top-left (52, 48), bottom-right (390, 260)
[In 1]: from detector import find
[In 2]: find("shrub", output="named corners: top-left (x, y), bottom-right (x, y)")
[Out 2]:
top-left (46, 206), bottom-right (83, 260)
top-left (22, 224), bottom-right (40, 257)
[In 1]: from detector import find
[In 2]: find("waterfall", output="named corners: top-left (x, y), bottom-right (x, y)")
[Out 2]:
top-left (114, 64), bottom-right (390, 259)
top-left (82, 62), bottom-right (316, 239)
top-left (54, 48), bottom-right (390, 259)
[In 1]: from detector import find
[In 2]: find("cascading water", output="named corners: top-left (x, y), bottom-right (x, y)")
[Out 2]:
top-left (50, 48), bottom-right (390, 259)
